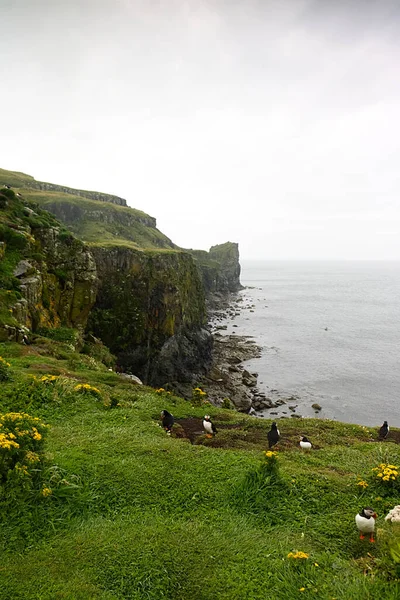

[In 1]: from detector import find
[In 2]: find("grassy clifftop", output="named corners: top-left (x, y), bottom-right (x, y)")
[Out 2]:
top-left (0, 168), bottom-right (175, 250)
top-left (1, 339), bottom-right (400, 599)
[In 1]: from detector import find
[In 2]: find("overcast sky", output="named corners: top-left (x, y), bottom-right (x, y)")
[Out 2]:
top-left (1, 0), bottom-right (400, 259)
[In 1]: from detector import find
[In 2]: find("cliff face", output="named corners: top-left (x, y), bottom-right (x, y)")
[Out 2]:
top-left (0, 188), bottom-right (97, 342)
top-left (190, 242), bottom-right (242, 295)
top-left (0, 168), bottom-right (240, 387)
top-left (87, 247), bottom-right (212, 384)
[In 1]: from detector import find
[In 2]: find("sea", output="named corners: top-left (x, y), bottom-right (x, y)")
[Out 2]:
top-left (223, 260), bottom-right (400, 428)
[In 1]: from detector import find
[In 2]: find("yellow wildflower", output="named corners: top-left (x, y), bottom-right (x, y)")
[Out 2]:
top-left (25, 451), bottom-right (40, 463)
top-left (287, 551), bottom-right (309, 559)
top-left (265, 450), bottom-right (278, 458)
top-left (356, 480), bottom-right (369, 488)
top-left (41, 487), bottom-right (52, 497)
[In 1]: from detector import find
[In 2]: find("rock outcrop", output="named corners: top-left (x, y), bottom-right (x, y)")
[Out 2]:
top-left (87, 246), bottom-right (212, 385)
top-left (189, 242), bottom-right (242, 296)
top-left (0, 188), bottom-right (98, 342)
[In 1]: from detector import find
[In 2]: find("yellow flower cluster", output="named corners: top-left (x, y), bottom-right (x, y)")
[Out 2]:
top-left (287, 551), bottom-right (309, 559)
top-left (373, 463), bottom-right (399, 482)
top-left (0, 432), bottom-right (20, 450)
top-left (357, 480), bottom-right (369, 488)
top-left (15, 464), bottom-right (29, 476)
top-left (193, 387), bottom-right (207, 396)
top-left (0, 356), bottom-right (11, 367)
top-left (41, 487), bottom-right (52, 497)
top-left (74, 383), bottom-right (101, 395)
top-left (155, 388), bottom-right (171, 395)
top-left (37, 374), bottom-right (59, 383)
top-left (25, 451), bottom-right (40, 463)
top-left (264, 450), bottom-right (278, 458)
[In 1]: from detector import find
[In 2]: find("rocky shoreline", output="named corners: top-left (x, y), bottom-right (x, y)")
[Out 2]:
top-left (200, 291), bottom-right (277, 413)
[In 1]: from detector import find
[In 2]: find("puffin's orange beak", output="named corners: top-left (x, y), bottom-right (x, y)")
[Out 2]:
top-left (373, 513), bottom-right (378, 519)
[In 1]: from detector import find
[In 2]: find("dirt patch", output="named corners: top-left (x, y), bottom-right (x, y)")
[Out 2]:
top-left (377, 430), bottom-right (400, 445)
top-left (174, 417), bottom-right (242, 445)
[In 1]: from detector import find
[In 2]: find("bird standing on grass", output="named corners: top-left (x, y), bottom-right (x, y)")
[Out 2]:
top-left (299, 436), bottom-right (312, 450)
top-left (378, 421), bottom-right (389, 440)
top-left (203, 415), bottom-right (217, 438)
top-left (267, 422), bottom-right (280, 448)
top-left (160, 410), bottom-right (174, 434)
top-left (355, 507), bottom-right (377, 542)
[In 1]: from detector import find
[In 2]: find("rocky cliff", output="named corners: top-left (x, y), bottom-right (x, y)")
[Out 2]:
top-left (0, 188), bottom-right (97, 342)
top-left (189, 242), bottom-right (242, 295)
top-left (0, 168), bottom-right (241, 388)
top-left (88, 246), bottom-right (212, 384)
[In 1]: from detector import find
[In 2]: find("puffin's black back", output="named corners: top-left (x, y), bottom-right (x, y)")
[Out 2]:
top-left (267, 423), bottom-right (280, 448)
top-left (379, 421), bottom-right (389, 439)
top-left (161, 410), bottom-right (174, 430)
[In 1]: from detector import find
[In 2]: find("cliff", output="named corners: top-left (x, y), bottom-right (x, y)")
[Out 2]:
top-left (0, 167), bottom-right (240, 386)
top-left (189, 242), bottom-right (242, 295)
top-left (0, 188), bottom-right (97, 342)
top-left (88, 246), bottom-right (212, 384)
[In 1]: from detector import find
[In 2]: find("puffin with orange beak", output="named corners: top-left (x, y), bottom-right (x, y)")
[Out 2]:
top-left (355, 507), bottom-right (377, 542)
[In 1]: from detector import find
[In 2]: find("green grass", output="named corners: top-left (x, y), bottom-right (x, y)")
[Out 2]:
top-left (1, 341), bottom-right (400, 598)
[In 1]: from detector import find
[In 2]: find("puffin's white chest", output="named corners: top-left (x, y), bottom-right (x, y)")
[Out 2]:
top-left (203, 420), bottom-right (213, 434)
top-left (355, 514), bottom-right (375, 533)
top-left (300, 441), bottom-right (312, 450)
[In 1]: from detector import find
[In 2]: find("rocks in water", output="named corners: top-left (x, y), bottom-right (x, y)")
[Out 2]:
top-left (312, 403), bottom-right (322, 411)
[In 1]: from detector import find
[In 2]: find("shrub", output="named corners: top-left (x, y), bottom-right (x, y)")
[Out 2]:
top-left (0, 356), bottom-right (11, 381)
top-left (2, 376), bottom-right (77, 410)
top-left (74, 383), bottom-right (102, 400)
top-left (0, 224), bottom-right (27, 250)
top-left (81, 340), bottom-right (116, 368)
top-left (232, 450), bottom-right (288, 515)
top-left (0, 412), bottom-right (48, 487)
top-left (192, 387), bottom-right (207, 406)
top-left (371, 463), bottom-right (400, 495)
top-left (35, 327), bottom-right (80, 347)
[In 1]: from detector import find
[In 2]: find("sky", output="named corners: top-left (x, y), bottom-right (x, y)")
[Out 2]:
top-left (1, 0), bottom-right (400, 260)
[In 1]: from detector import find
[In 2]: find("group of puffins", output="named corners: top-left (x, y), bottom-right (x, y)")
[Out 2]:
top-left (160, 410), bottom-right (217, 438)
top-left (161, 410), bottom-right (391, 542)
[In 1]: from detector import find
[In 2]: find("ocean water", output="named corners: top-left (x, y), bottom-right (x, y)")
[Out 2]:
top-left (224, 260), bottom-right (400, 427)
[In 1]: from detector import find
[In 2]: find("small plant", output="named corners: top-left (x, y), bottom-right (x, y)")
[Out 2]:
top-left (108, 395), bottom-right (120, 409)
top-left (0, 356), bottom-right (11, 381)
top-left (0, 412), bottom-right (48, 488)
top-left (232, 449), bottom-right (287, 515)
top-left (155, 388), bottom-right (171, 396)
top-left (356, 479), bottom-right (369, 489)
top-left (287, 551), bottom-right (309, 560)
top-left (222, 397), bottom-right (233, 409)
top-left (371, 463), bottom-right (400, 495)
top-left (74, 383), bottom-right (102, 400)
top-left (192, 387), bottom-right (207, 406)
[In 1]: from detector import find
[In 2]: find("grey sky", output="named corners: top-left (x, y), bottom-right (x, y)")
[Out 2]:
top-left (1, 0), bottom-right (400, 259)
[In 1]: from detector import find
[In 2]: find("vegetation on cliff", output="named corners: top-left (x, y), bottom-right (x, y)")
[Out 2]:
top-left (0, 340), bottom-right (400, 599)
top-left (0, 186), bottom-right (97, 341)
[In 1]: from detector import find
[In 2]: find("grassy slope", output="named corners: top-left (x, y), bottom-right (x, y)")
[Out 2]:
top-left (0, 341), bottom-right (400, 599)
top-left (0, 169), bottom-right (175, 250)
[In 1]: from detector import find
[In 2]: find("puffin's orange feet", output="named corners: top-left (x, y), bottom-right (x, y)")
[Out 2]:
top-left (359, 534), bottom-right (365, 540)
top-left (369, 536), bottom-right (375, 543)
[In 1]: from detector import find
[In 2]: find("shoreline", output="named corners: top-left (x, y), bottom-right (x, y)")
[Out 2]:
top-left (201, 291), bottom-right (276, 413)
top-left (204, 289), bottom-right (323, 419)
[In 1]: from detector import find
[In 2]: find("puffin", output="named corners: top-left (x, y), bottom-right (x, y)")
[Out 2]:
top-left (203, 415), bottom-right (217, 438)
top-left (160, 410), bottom-right (174, 434)
top-left (267, 422), bottom-right (280, 448)
top-left (355, 507), bottom-right (377, 542)
top-left (378, 420), bottom-right (389, 440)
top-left (299, 436), bottom-right (312, 450)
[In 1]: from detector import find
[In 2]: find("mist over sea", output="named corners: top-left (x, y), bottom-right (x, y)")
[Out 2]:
top-left (226, 260), bottom-right (400, 427)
